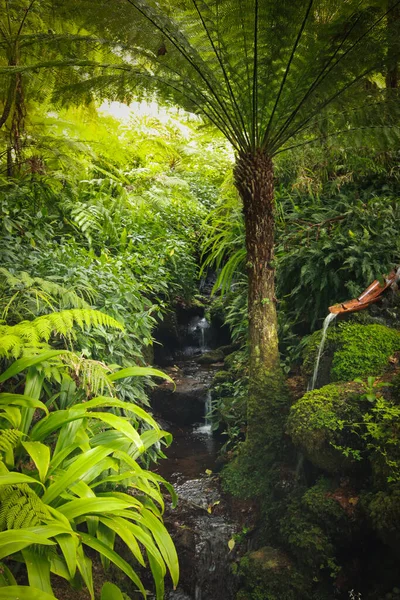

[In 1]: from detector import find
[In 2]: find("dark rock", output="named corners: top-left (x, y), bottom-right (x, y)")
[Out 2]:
top-left (150, 379), bottom-right (208, 425)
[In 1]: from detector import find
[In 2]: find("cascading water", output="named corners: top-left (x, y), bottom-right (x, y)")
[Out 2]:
top-left (194, 390), bottom-right (213, 436)
top-left (310, 312), bottom-right (337, 391)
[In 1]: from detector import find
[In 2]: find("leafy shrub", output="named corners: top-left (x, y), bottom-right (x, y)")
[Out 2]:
top-left (0, 353), bottom-right (178, 599)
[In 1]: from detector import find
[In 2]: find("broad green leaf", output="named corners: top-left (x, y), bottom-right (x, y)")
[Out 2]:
top-left (97, 521), bottom-right (116, 570)
top-left (0, 562), bottom-right (17, 586)
top-left (30, 410), bottom-right (86, 441)
top-left (0, 586), bottom-right (58, 599)
top-left (0, 406), bottom-right (21, 429)
top-left (99, 516), bottom-right (145, 567)
top-left (42, 446), bottom-right (114, 504)
top-left (135, 508), bottom-right (179, 587)
top-left (148, 548), bottom-right (165, 600)
top-left (0, 530), bottom-right (55, 560)
top-left (0, 393), bottom-right (48, 414)
top-left (80, 532), bottom-right (146, 598)
top-left (56, 533), bottom-right (78, 579)
top-left (101, 582), bottom-right (125, 600)
top-left (22, 547), bottom-right (52, 594)
top-left (78, 396), bottom-right (160, 430)
top-left (76, 545), bottom-right (94, 600)
top-left (22, 441), bottom-right (50, 482)
top-left (58, 497), bottom-right (140, 521)
top-left (109, 365), bottom-right (174, 385)
top-left (0, 351), bottom-right (67, 383)
top-left (49, 553), bottom-right (72, 581)
top-left (0, 473), bottom-right (44, 489)
top-left (86, 412), bottom-right (144, 451)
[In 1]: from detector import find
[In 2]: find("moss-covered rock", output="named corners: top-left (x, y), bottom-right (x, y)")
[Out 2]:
top-left (197, 348), bottom-right (224, 364)
top-left (365, 487), bottom-right (400, 553)
top-left (211, 370), bottom-right (233, 386)
top-left (236, 546), bottom-right (312, 600)
top-left (303, 322), bottom-right (400, 383)
top-left (287, 383), bottom-right (363, 473)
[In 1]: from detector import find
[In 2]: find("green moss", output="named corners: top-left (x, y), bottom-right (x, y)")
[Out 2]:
top-left (303, 322), bottom-right (400, 383)
top-left (287, 383), bottom-right (363, 473)
top-left (365, 487), bottom-right (400, 551)
top-left (331, 323), bottom-right (400, 382)
top-left (212, 370), bottom-right (233, 386)
top-left (236, 546), bottom-right (312, 600)
top-left (302, 477), bottom-right (345, 525)
top-left (280, 501), bottom-right (336, 572)
top-left (197, 348), bottom-right (224, 364)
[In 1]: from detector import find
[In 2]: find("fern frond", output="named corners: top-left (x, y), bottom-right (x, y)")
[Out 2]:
top-left (0, 268), bottom-right (92, 322)
top-left (0, 484), bottom-right (51, 530)
top-left (62, 353), bottom-right (115, 397)
top-left (0, 430), bottom-right (24, 464)
top-left (0, 309), bottom-right (124, 359)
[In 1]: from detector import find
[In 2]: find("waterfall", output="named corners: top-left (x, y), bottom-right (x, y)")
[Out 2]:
top-left (310, 312), bottom-right (337, 391)
top-left (194, 390), bottom-right (213, 435)
top-left (197, 317), bottom-right (210, 352)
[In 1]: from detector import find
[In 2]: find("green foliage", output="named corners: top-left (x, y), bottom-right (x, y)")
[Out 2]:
top-left (0, 308), bottom-right (123, 359)
top-left (0, 353), bottom-right (178, 598)
top-left (366, 487), bottom-right (400, 548)
top-left (277, 183), bottom-right (400, 332)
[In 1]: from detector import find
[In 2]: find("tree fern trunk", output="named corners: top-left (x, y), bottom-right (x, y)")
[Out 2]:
top-left (234, 151), bottom-right (285, 458)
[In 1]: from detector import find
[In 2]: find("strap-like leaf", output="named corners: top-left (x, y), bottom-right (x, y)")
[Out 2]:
top-left (80, 532), bottom-right (146, 597)
top-left (0, 587), bottom-right (58, 600)
top-left (0, 351), bottom-right (66, 383)
top-left (22, 441), bottom-right (50, 482)
top-left (22, 547), bottom-right (52, 594)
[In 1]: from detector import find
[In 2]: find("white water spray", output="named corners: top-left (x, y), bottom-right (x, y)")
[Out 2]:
top-left (194, 390), bottom-right (213, 436)
top-left (310, 312), bottom-right (337, 391)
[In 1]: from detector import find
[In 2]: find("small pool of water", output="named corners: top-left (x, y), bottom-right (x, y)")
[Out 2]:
top-left (155, 422), bottom-right (223, 483)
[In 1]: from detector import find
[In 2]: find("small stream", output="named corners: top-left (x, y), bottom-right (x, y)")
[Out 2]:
top-left (152, 318), bottom-right (238, 600)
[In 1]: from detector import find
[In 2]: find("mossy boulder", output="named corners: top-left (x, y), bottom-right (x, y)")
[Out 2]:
top-left (365, 488), bottom-right (400, 553)
top-left (303, 322), bottom-right (400, 383)
top-left (236, 546), bottom-right (312, 600)
top-left (287, 383), bottom-right (363, 473)
top-left (197, 348), bottom-right (224, 364)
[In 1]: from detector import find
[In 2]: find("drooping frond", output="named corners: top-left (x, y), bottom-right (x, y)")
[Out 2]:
top-left (56, 0), bottom-right (400, 154)
top-left (0, 309), bottom-right (124, 359)
top-left (62, 353), bottom-right (115, 397)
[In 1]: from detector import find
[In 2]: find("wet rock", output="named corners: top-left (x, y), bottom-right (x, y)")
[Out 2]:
top-left (151, 379), bottom-right (208, 425)
top-left (197, 349), bottom-right (225, 365)
top-left (165, 478), bottom-right (238, 600)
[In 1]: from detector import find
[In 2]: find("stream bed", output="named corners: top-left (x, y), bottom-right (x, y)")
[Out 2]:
top-left (152, 360), bottom-right (239, 600)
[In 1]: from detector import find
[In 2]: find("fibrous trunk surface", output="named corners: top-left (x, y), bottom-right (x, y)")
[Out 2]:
top-left (234, 150), bottom-right (284, 454)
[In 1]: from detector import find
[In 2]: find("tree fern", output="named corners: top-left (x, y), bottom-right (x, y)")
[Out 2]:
top-left (0, 309), bottom-right (124, 359)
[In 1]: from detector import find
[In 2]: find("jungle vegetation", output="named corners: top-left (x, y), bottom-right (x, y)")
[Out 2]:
top-left (0, 0), bottom-right (400, 598)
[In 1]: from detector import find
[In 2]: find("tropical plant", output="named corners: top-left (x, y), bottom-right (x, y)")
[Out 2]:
top-left (0, 353), bottom-right (178, 598)
top-left (55, 0), bottom-right (400, 464)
